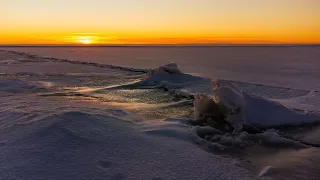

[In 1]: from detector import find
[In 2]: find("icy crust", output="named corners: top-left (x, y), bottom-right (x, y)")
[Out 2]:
top-left (2, 50), bottom-right (148, 73)
top-left (191, 126), bottom-right (308, 151)
top-left (147, 62), bottom-right (182, 75)
top-left (212, 79), bottom-right (246, 114)
top-left (274, 90), bottom-right (320, 113)
top-left (194, 79), bottom-right (320, 127)
top-left (242, 92), bottom-right (320, 127)
top-left (140, 63), bottom-right (211, 99)
top-left (140, 63), bottom-right (204, 86)
top-left (140, 63), bottom-right (320, 127)
top-left (0, 79), bottom-right (46, 93)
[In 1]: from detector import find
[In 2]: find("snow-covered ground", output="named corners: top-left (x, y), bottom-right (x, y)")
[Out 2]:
top-left (1, 48), bottom-right (320, 180)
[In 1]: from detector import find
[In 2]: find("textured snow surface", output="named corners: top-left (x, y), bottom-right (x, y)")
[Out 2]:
top-left (0, 110), bottom-right (259, 180)
top-left (1, 49), bottom-right (320, 180)
top-left (0, 51), bottom-right (261, 180)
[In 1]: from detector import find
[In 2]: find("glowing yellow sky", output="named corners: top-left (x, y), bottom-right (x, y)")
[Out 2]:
top-left (1, 0), bottom-right (320, 44)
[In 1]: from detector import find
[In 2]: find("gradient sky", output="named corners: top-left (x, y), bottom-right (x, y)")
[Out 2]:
top-left (1, 0), bottom-right (320, 44)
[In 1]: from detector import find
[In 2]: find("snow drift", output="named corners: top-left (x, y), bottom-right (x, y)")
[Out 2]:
top-left (138, 63), bottom-right (320, 127)
top-left (193, 79), bottom-right (320, 127)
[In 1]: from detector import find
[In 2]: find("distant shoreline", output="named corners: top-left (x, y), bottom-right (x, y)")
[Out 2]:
top-left (0, 44), bottom-right (319, 47)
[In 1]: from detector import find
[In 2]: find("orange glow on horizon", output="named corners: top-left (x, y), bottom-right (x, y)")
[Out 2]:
top-left (1, 32), bottom-right (320, 45)
top-left (76, 36), bottom-right (92, 44)
top-left (1, 0), bottom-right (319, 45)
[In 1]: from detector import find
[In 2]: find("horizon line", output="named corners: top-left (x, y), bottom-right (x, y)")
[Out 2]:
top-left (1, 43), bottom-right (320, 47)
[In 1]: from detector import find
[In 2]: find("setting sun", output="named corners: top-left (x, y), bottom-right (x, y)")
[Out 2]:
top-left (77, 36), bottom-right (92, 44)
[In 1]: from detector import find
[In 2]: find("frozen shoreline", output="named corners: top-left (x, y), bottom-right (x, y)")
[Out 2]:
top-left (1, 49), bottom-right (320, 180)
top-left (0, 50), bottom-right (261, 180)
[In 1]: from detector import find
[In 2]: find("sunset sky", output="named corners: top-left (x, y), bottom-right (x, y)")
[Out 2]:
top-left (1, 0), bottom-right (320, 44)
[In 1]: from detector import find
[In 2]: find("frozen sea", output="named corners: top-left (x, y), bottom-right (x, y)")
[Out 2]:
top-left (0, 46), bottom-right (320, 180)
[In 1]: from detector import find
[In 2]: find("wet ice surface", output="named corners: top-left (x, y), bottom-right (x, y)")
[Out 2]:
top-left (2, 46), bottom-right (320, 90)
top-left (0, 49), bottom-right (320, 180)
